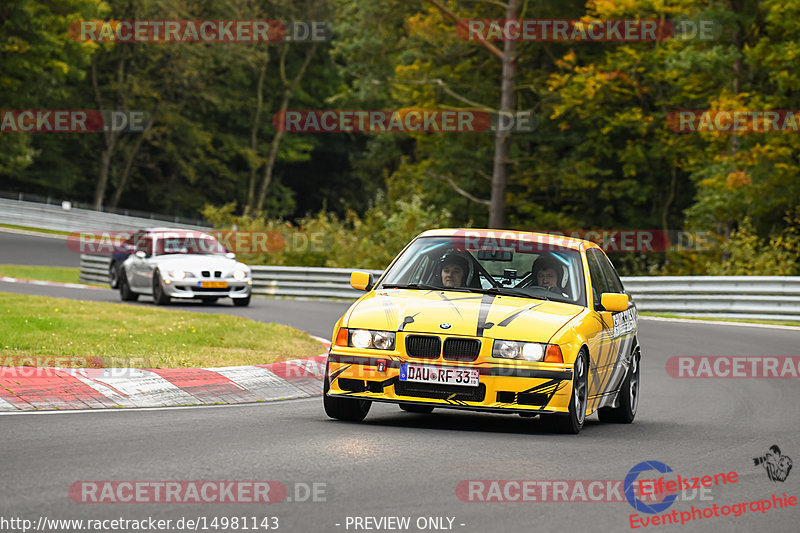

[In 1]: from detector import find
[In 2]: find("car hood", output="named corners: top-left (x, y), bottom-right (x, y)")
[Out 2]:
top-left (148, 255), bottom-right (248, 271)
top-left (344, 289), bottom-right (583, 343)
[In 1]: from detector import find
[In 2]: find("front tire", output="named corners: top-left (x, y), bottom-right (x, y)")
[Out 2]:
top-left (540, 350), bottom-right (588, 434)
top-left (323, 372), bottom-right (371, 422)
top-left (119, 269), bottom-right (138, 302)
top-left (598, 350), bottom-right (640, 424)
top-left (399, 403), bottom-right (434, 414)
top-left (152, 271), bottom-right (170, 305)
top-left (109, 261), bottom-right (119, 288)
top-left (232, 295), bottom-right (251, 307)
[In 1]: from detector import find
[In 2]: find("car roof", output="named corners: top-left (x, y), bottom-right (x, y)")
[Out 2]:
top-left (135, 229), bottom-right (216, 240)
top-left (139, 227), bottom-right (195, 233)
top-left (417, 228), bottom-right (594, 251)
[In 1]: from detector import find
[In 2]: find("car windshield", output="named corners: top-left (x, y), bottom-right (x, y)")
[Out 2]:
top-left (379, 235), bottom-right (587, 306)
top-left (153, 232), bottom-right (227, 255)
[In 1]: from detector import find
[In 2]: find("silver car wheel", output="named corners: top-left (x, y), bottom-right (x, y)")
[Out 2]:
top-left (574, 355), bottom-right (587, 425)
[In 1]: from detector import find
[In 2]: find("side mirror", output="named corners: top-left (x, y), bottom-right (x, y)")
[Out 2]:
top-left (350, 271), bottom-right (374, 291)
top-left (226, 252), bottom-right (236, 260)
top-left (135, 251), bottom-right (146, 259)
top-left (600, 293), bottom-right (629, 313)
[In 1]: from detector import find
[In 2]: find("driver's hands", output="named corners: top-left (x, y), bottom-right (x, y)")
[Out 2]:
top-left (548, 286), bottom-right (570, 298)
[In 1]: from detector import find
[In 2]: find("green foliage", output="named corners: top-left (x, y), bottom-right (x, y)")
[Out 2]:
top-left (705, 216), bottom-right (800, 276)
top-left (0, 0), bottom-right (105, 176)
top-left (4, 0), bottom-right (800, 275)
top-left (202, 194), bottom-right (452, 269)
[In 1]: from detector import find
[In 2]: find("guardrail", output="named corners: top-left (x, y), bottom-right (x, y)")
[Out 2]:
top-left (621, 276), bottom-right (800, 320)
top-left (80, 255), bottom-right (800, 320)
top-left (80, 255), bottom-right (382, 299)
top-left (0, 197), bottom-right (210, 233)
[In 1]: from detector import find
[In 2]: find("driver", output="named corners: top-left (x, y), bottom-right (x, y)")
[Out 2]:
top-left (532, 254), bottom-right (566, 294)
top-left (439, 252), bottom-right (469, 288)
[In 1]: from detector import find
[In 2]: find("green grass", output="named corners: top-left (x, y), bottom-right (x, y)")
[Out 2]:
top-left (0, 223), bottom-right (70, 236)
top-left (0, 264), bottom-right (83, 284)
top-left (0, 293), bottom-right (327, 368)
top-left (640, 312), bottom-right (800, 328)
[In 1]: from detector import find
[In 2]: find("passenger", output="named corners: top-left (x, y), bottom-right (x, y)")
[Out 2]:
top-left (439, 253), bottom-right (469, 288)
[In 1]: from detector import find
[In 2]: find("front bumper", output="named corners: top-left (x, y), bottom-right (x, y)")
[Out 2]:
top-left (162, 280), bottom-right (252, 299)
top-left (326, 351), bottom-right (574, 415)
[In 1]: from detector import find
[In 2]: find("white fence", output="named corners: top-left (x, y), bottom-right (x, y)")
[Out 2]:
top-left (80, 255), bottom-right (800, 320)
top-left (0, 197), bottom-right (210, 233)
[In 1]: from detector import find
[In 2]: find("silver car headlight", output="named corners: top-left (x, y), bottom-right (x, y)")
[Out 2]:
top-left (233, 270), bottom-right (248, 280)
top-left (169, 270), bottom-right (186, 280)
top-left (349, 329), bottom-right (395, 350)
top-left (492, 340), bottom-right (545, 362)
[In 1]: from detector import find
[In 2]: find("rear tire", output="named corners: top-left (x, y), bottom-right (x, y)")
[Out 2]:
top-left (323, 372), bottom-right (371, 422)
top-left (232, 295), bottom-right (251, 307)
top-left (540, 350), bottom-right (588, 434)
top-left (119, 270), bottom-right (138, 302)
top-left (152, 271), bottom-right (170, 305)
top-left (598, 350), bottom-right (639, 424)
top-left (399, 403), bottom-right (434, 414)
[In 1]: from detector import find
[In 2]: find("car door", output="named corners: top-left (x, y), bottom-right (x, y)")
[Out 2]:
top-left (130, 236), bottom-right (154, 289)
top-left (585, 248), bottom-right (616, 404)
top-left (594, 249), bottom-right (637, 394)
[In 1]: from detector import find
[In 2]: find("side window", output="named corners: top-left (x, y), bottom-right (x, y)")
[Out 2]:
top-left (135, 236), bottom-right (153, 257)
top-left (592, 249), bottom-right (624, 294)
top-left (586, 250), bottom-right (610, 310)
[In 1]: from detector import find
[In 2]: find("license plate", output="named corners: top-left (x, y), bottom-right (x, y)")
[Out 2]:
top-left (399, 363), bottom-right (479, 387)
top-left (199, 281), bottom-right (228, 289)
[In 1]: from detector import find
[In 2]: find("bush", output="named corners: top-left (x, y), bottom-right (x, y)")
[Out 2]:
top-left (201, 194), bottom-right (452, 270)
top-left (703, 215), bottom-right (800, 276)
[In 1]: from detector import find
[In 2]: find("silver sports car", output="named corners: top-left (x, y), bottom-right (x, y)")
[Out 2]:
top-left (118, 229), bottom-right (252, 306)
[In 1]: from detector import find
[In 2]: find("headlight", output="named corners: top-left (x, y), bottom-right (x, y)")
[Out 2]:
top-left (233, 270), bottom-right (247, 280)
top-left (169, 270), bottom-right (186, 280)
top-left (372, 331), bottom-right (394, 350)
top-left (351, 330), bottom-right (373, 349)
top-left (492, 340), bottom-right (546, 362)
top-left (348, 329), bottom-right (395, 350)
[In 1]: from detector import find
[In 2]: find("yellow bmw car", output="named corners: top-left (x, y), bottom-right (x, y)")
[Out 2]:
top-left (323, 229), bottom-right (640, 434)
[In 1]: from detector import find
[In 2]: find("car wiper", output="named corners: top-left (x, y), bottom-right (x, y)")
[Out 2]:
top-left (482, 287), bottom-right (550, 300)
top-left (381, 283), bottom-right (473, 292)
top-left (382, 283), bottom-right (441, 290)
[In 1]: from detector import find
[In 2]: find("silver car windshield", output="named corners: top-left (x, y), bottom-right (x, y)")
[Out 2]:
top-left (379, 235), bottom-right (587, 307)
top-left (153, 233), bottom-right (227, 255)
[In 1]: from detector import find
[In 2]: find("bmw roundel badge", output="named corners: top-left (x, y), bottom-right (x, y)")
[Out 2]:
top-left (440, 323), bottom-right (452, 330)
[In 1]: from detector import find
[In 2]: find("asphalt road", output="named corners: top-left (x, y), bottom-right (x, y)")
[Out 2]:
top-left (1, 233), bottom-right (798, 532)
top-left (0, 229), bottom-right (78, 267)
